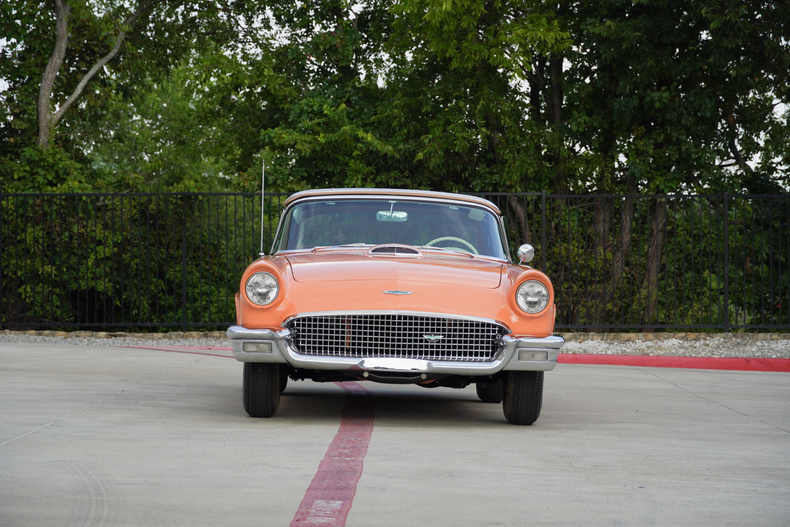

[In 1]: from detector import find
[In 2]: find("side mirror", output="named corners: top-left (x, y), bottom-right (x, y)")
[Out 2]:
top-left (517, 244), bottom-right (534, 264)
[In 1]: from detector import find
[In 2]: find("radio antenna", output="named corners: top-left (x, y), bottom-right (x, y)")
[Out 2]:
top-left (259, 160), bottom-right (265, 257)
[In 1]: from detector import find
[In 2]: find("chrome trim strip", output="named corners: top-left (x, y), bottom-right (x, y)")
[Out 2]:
top-left (283, 189), bottom-right (502, 215)
top-left (227, 326), bottom-right (285, 340)
top-left (284, 347), bottom-right (509, 373)
top-left (275, 247), bottom-right (508, 263)
top-left (282, 310), bottom-right (510, 330)
top-left (514, 335), bottom-right (566, 350)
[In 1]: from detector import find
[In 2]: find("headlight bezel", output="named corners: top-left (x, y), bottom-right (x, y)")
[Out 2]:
top-left (515, 279), bottom-right (550, 314)
top-left (245, 271), bottom-right (280, 306)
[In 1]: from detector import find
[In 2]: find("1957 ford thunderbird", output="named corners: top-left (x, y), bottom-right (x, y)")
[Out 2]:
top-left (227, 188), bottom-right (564, 425)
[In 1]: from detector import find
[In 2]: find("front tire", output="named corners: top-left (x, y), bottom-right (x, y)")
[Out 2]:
top-left (243, 363), bottom-right (280, 418)
top-left (476, 380), bottom-right (504, 403)
top-left (503, 371), bottom-right (543, 425)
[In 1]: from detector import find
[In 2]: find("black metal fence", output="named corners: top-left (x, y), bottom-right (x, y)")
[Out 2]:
top-left (1, 192), bottom-right (788, 332)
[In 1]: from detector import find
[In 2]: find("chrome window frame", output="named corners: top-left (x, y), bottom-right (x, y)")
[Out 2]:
top-left (271, 194), bottom-right (512, 263)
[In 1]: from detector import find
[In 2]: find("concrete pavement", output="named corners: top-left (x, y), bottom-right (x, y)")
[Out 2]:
top-left (1, 342), bottom-right (788, 526)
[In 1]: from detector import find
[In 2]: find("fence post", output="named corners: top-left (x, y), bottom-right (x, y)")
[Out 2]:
top-left (541, 190), bottom-right (547, 271)
top-left (181, 202), bottom-right (188, 333)
top-left (723, 192), bottom-right (730, 333)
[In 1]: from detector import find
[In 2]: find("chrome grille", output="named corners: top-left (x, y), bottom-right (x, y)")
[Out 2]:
top-left (286, 314), bottom-right (507, 362)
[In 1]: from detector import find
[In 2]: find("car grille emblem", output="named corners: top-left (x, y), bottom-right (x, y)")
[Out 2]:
top-left (382, 290), bottom-right (414, 295)
top-left (423, 334), bottom-right (444, 342)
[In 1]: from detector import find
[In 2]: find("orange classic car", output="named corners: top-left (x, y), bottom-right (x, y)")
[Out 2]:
top-left (227, 188), bottom-right (564, 425)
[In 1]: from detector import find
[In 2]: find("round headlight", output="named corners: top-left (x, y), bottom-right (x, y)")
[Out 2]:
top-left (245, 272), bottom-right (279, 306)
top-left (516, 280), bottom-right (549, 314)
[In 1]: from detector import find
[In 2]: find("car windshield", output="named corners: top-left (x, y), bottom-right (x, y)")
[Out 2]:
top-left (274, 198), bottom-right (507, 259)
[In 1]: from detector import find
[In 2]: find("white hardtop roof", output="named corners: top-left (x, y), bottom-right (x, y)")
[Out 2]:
top-left (283, 188), bottom-right (501, 215)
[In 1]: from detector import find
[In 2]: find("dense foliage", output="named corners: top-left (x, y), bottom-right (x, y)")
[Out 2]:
top-left (1, 193), bottom-right (284, 330)
top-left (1, 0), bottom-right (788, 194)
top-left (2, 193), bottom-right (786, 331)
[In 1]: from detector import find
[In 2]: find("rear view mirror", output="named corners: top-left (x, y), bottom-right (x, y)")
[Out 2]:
top-left (377, 211), bottom-right (408, 222)
top-left (377, 201), bottom-right (408, 222)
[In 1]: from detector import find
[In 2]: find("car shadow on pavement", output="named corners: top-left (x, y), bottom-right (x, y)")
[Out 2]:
top-left (279, 384), bottom-right (507, 427)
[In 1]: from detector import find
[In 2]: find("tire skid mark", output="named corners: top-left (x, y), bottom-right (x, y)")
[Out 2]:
top-left (291, 381), bottom-right (374, 527)
top-left (0, 358), bottom-right (205, 447)
top-left (63, 460), bottom-right (116, 526)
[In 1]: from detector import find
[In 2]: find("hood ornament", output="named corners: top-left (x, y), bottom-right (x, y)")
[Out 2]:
top-left (382, 290), bottom-right (414, 295)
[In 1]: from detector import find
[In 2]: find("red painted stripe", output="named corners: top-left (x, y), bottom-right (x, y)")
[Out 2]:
top-left (123, 346), bottom-right (234, 358)
top-left (559, 353), bottom-right (790, 372)
top-left (163, 349), bottom-right (234, 359)
top-left (291, 381), bottom-right (374, 527)
top-left (131, 346), bottom-right (232, 351)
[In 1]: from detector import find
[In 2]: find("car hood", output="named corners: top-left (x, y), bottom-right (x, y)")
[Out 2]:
top-left (285, 250), bottom-right (503, 289)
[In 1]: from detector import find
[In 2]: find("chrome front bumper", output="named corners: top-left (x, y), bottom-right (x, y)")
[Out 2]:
top-left (226, 325), bottom-right (564, 375)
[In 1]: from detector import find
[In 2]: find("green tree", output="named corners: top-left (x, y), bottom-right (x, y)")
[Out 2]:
top-left (89, 57), bottom-right (238, 191)
top-left (521, 0), bottom-right (790, 326)
top-left (2, 0), bottom-right (787, 195)
top-left (0, 0), bottom-right (252, 191)
top-left (549, 0), bottom-right (790, 194)
top-left (173, 0), bottom-right (570, 193)
top-left (35, 0), bottom-right (149, 150)
top-left (381, 0), bottom-right (570, 192)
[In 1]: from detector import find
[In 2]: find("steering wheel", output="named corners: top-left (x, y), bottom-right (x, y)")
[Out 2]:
top-left (424, 236), bottom-right (479, 255)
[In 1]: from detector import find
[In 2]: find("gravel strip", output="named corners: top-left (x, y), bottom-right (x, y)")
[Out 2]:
top-left (1, 331), bottom-right (788, 359)
top-left (0, 333), bottom-right (229, 350)
top-left (562, 338), bottom-right (790, 359)
top-left (0, 332), bottom-right (230, 348)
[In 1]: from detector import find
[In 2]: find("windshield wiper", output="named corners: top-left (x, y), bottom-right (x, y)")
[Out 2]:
top-left (418, 246), bottom-right (474, 257)
top-left (311, 243), bottom-right (371, 253)
top-left (417, 245), bottom-right (450, 252)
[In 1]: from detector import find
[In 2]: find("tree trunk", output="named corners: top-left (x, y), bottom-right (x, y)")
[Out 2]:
top-left (643, 199), bottom-right (667, 328)
top-left (548, 53), bottom-right (566, 192)
top-left (37, 0), bottom-right (71, 149)
top-left (37, 0), bottom-right (147, 150)
top-left (508, 195), bottom-right (532, 246)
top-left (523, 47), bottom-right (565, 193)
top-left (527, 56), bottom-right (546, 124)
top-left (592, 196), bottom-right (611, 324)
top-left (725, 112), bottom-right (754, 175)
top-left (608, 173), bottom-right (637, 300)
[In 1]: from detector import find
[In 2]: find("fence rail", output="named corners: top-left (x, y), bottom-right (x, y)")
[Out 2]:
top-left (1, 192), bottom-right (788, 332)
